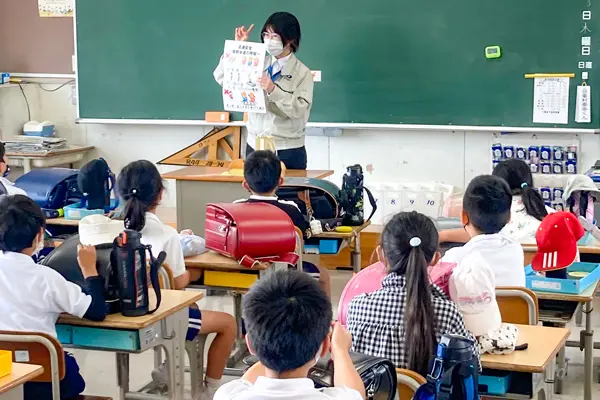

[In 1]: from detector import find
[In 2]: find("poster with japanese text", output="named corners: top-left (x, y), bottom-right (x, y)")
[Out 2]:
top-left (222, 40), bottom-right (267, 114)
top-left (38, 0), bottom-right (73, 17)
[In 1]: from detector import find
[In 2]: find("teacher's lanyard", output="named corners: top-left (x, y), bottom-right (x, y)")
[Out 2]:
top-left (267, 64), bottom-right (282, 82)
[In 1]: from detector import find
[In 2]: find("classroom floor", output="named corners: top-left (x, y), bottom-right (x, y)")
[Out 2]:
top-left (71, 270), bottom-right (600, 399)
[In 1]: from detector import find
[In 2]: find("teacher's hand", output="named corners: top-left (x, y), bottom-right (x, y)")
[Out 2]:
top-left (235, 24), bottom-right (255, 41)
top-left (258, 75), bottom-right (275, 94)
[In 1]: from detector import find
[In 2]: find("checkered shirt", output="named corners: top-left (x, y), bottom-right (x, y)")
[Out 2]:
top-left (347, 272), bottom-right (480, 370)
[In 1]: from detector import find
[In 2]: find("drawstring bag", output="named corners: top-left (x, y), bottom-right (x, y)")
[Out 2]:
top-left (111, 230), bottom-right (166, 316)
top-left (414, 334), bottom-right (479, 400)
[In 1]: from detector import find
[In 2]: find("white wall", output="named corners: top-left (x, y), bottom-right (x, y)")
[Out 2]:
top-left (1, 79), bottom-right (599, 208)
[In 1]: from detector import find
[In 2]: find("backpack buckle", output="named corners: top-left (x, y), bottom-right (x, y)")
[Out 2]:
top-left (427, 356), bottom-right (444, 381)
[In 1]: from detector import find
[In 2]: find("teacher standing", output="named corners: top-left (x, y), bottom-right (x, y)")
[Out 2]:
top-left (214, 12), bottom-right (314, 170)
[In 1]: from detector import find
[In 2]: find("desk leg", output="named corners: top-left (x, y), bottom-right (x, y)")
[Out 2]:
top-left (22, 160), bottom-right (32, 174)
top-left (163, 308), bottom-right (188, 400)
top-left (227, 292), bottom-right (248, 368)
top-left (351, 234), bottom-right (362, 273)
top-left (583, 300), bottom-right (594, 400)
top-left (116, 352), bottom-right (130, 400)
top-left (554, 345), bottom-right (566, 394)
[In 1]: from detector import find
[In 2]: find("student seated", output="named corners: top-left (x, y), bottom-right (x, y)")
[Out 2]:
top-left (0, 142), bottom-right (27, 196)
top-left (347, 211), bottom-right (479, 376)
top-left (215, 270), bottom-right (365, 400)
top-left (117, 160), bottom-right (237, 399)
top-left (440, 175), bottom-right (525, 287)
top-left (235, 150), bottom-right (331, 296)
top-left (440, 159), bottom-right (552, 244)
top-left (0, 195), bottom-right (106, 399)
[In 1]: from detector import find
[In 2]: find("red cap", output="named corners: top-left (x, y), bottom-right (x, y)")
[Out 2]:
top-left (532, 211), bottom-right (585, 272)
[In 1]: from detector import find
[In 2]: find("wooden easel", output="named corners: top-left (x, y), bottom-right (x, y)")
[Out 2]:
top-left (158, 126), bottom-right (241, 168)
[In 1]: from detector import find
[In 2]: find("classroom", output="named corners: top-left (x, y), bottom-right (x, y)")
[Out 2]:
top-left (1, 0), bottom-right (600, 399)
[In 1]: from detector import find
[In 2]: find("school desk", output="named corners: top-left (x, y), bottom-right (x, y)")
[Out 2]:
top-left (312, 221), bottom-right (371, 273)
top-left (185, 251), bottom-right (273, 368)
top-left (0, 363), bottom-right (43, 400)
top-left (530, 279), bottom-right (600, 400)
top-left (161, 166), bottom-right (334, 237)
top-left (480, 324), bottom-right (569, 399)
top-left (6, 146), bottom-right (94, 174)
top-left (57, 290), bottom-right (203, 400)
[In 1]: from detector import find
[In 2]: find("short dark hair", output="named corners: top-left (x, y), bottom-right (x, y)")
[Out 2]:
top-left (0, 195), bottom-right (46, 252)
top-left (463, 175), bottom-right (512, 234)
top-left (0, 142), bottom-right (5, 160)
top-left (261, 12), bottom-right (302, 52)
top-left (243, 270), bottom-right (332, 373)
top-left (244, 150), bottom-right (282, 194)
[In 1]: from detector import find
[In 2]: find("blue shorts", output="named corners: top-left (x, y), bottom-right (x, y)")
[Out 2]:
top-left (24, 352), bottom-right (85, 399)
top-left (187, 308), bottom-right (202, 341)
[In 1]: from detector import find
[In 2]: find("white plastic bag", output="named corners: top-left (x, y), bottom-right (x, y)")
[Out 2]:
top-left (179, 230), bottom-right (207, 257)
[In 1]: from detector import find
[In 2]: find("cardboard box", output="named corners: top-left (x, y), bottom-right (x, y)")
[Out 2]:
top-left (205, 111), bottom-right (230, 123)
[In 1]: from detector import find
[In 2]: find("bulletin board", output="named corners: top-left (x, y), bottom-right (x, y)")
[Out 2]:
top-left (0, 0), bottom-right (74, 74)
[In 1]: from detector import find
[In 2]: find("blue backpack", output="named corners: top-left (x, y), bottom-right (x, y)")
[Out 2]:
top-left (413, 334), bottom-right (479, 400)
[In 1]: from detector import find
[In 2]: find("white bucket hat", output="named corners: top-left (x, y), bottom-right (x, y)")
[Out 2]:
top-left (78, 214), bottom-right (124, 245)
top-left (449, 251), bottom-right (502, 337)
top-left (563, 174), bottom-right (600, 203)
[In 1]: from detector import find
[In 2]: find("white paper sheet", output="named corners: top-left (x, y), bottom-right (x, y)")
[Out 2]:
top-left (532, 77), bottom-right (570, 124)
top-left (221, 40), bottom-right (267, 114)
top-left (38, 0), bottom-right (73, 17)
top-left (575, 85), bottom-right (592, 123)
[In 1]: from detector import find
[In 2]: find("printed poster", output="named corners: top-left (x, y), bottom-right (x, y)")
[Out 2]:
top-left (38, 0), bottom-right (73, 17)
top-left (222, 40), bottom-right (267, 114)
top-left (532, 77), bottom-right (570, 124)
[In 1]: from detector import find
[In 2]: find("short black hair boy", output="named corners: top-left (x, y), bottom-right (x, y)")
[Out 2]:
top-left (261, 12), bottom-right (302, 52)
top-left (243, 270), bottom-right (332, 373)
top-left (0, 195), bottom-right (46, 252)
top-left (462, 175), bottom-right (512, 234)
top-left (244, 150), bottom-right (282, 194)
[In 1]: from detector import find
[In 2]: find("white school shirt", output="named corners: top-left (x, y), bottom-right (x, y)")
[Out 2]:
top-left (214, 377), bottom-right (363, 400)
top-left (441, 233), bottom-right (525, 287)
top-left (0, 177), bottom-right (27, 196)
top-left (140, 212), bottom-right (186, 278)
top-left (500, 196), bottom-right (555, 244)
top-left (0, 252), bottom-right (92, 337)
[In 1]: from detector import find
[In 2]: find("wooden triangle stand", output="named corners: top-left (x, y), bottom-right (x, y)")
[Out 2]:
top-left (158, 126), bottom-right (241, 168)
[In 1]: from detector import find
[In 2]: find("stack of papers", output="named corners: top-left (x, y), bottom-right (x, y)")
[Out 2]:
top-left (3, 136), bottom-right (68, 154)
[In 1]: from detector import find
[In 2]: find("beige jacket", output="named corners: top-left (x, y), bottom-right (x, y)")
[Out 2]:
top-left (214, 53), bottom-right (313, 150)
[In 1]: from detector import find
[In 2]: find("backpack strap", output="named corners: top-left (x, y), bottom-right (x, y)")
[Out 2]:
top-left (361, 186), bottom-right (378, 222)
top-left (239, 252), bottom-right (299, 269)
top-left (146, 248), bottom-right (165, 314)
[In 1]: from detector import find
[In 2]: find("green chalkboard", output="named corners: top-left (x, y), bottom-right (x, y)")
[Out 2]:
top-left (75, 0), bottom-right (599, 127)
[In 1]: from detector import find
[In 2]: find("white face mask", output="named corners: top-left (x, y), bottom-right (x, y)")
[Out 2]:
top-left (314, 344), bottom-right (323, 365)
top-left (265, 38), bottom-right (284, 57)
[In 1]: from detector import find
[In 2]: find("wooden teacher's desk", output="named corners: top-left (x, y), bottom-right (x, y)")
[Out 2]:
top-left (162, 166), bottom-right (333, 236)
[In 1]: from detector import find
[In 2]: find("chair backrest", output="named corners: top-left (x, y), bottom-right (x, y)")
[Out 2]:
top-left (496, 286), bottom-right (539, 325)
top-left (0, 330), bottom-right (64, 399)
top-left (158, 263), bottom-right (176, 289)
top-left (397, 368), bottom-right (426, 400)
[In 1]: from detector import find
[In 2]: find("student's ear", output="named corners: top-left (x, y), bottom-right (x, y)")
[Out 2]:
top-left (278, 176), bottom-right (284, 187)
top-left (460, 210), bottom-right (470, 227)
top-left (430, 251), bottom-right (441, 266)
top-left (376, 245), bottom-right (385, 265)
top-left (321, 334), bottom-right (331, 358)
top-left (245, 336), bottom-right (256, 356)
top-left (242, 181), bottom-right (251, 192)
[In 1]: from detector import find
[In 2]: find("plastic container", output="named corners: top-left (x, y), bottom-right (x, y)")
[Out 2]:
top-left (479, 371), bottom-right (512, 395)
top-left (525, 262), bottom-right (600, 295)
top-left (64, 199), bottom-right (119, 220)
